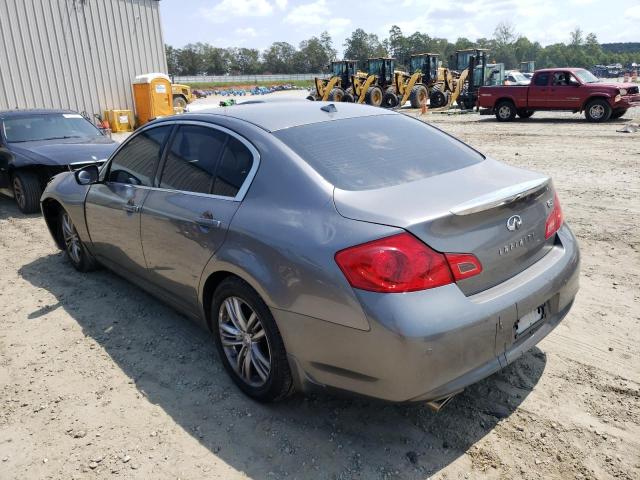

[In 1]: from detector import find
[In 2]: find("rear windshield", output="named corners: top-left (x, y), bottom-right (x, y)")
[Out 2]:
top-left (274, 115), bottom-right (483, 191)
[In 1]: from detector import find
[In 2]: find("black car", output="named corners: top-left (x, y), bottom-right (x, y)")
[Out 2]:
top-left (0, 109), bottom-right (118, 213)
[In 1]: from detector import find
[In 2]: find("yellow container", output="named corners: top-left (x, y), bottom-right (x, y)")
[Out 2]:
top-left (132, 73), bottom-right (173, 126)
top-left (104, 109), bottom-right (134, 133)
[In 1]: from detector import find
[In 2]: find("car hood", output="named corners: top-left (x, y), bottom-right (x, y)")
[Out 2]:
top-left (589, 81), bottom-right (636, 90)
top-left (9, 136), bottom-right (117, 167)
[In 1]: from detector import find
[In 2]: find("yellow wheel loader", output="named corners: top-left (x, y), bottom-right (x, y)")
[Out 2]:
top-left (307, 60), bottom-right (358, 102)
top-left (349, 71), bottom-right (378, 104)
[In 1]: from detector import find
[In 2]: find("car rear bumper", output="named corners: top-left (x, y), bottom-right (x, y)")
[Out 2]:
top-left (274, 224), bottom-right (580, 402)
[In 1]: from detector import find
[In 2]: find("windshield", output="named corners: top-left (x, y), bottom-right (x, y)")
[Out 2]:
top-left (275, 115), bottom-right (484, 191)
top-left (574, 69), bottom-right (600, 83)
top-left (2, 113), bottom-right (101, 143)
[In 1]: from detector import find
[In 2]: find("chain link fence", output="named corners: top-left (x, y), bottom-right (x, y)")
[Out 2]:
top-left (173, 73), bottom-right (324, 83)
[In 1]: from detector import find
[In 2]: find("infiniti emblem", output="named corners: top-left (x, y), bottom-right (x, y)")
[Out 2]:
top-left (506, 215), bottom-right (522, 231)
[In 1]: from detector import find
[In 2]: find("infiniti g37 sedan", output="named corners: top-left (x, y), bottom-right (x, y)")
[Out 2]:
top-left (40, 102), bottom-right (580, 404)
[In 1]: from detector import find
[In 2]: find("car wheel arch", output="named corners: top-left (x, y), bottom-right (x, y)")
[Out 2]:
top-left (41, 198), bottom-right (65, 250)
top-left (581, 94), bottom-right (611, 112)
top-left (200, 265), bottom-right (275, 332)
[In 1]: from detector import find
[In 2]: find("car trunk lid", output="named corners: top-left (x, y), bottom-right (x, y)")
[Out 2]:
top-left (333, 159), bottom-right (556, 295)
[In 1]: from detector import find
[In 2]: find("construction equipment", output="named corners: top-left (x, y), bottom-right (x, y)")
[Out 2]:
top-left (520, 61), bottom-right (535, 74)
top-left (171, 83), bottom-right (193, 109)
top-left (363, 57), bottom-right (394, 107)
top-left (349, 71), bottom-right (379, 104)
top-left (450, 48), bottom-right (504, 110)
top-left (308, 60), bottom-right (358, 102)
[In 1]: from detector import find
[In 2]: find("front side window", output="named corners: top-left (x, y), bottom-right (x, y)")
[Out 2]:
top-left (108, 126), bottom-right (171, 186)
top-left (533, 73), bottom-right (550, 86)
top-left (160, 125), bottom-right (227, 194)
top-left (552, 72), bottom-right (579, 86)
top-left (212, 136), bottom-right (254, 198)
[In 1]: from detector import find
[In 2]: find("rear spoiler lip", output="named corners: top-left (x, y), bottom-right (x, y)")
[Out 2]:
top-left (450, 177), bottom-right (550, 216)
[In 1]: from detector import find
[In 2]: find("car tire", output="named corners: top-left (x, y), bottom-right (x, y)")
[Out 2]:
top-left (610, 108), bottom-right (627, 119)
top-left (517, 109), bottom-right (534, 119)
top-left (495, 101), bottom-right (517, 121)
top-left (409, 84), bottom-right (428, 108)
top-left (12, 170), bottom-right (41, 214)
top-left (381, 89), bottom-right (398, 108)
top-left (211, 277), bottom-right (293, 402)
top-left (173, 96), bottom-right (187, 109)
top-left (58, 209), bottom-right (98, 272)
top-left (327, 87), bottom-right (345, 102)
top-left (429, 89), bottom-right (448, 108)
top-left (365, 86), bottom-right (383, 107)
top-left (585, 99), bottom-right (612, 122)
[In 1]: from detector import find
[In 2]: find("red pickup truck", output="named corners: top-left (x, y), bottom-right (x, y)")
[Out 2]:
top-left (478, 68), bottom-right (640, 122)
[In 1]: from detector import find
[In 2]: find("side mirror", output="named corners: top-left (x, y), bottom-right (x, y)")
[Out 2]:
top-left (74, 164), bottom-right (99, 185)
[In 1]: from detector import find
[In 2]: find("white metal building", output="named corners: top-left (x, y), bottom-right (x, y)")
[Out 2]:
top-left (0, 0), bottom-right (167, 116)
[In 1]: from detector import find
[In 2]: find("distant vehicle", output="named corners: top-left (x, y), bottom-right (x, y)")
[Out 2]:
top-left (40, 102), bottom-right (579, 405)
top-left (171, 83), bottom-right (193, 109)
top-left (504, 70), bottom-right (531, 86)
top-left (0, 109), bottom-right (117, 213)
top-left (478, 68), bottom-right (640, 122)
top-left (522, 72), bottom-right (533, 80)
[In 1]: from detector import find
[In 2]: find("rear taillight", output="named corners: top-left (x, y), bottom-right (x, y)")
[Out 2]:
top-left (445, 253), bottom-right (483, 281)
top-left (544, 192), bottom-right (564, 239)
top-left (335, 233), bottom-right (482, 293)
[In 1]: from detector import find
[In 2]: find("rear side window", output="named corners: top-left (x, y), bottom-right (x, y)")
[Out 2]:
top-left (108, 126), bottom-right (171, 186)
top-left (212, 136), bottom-right (254, 198)
top-left (274, 115), bottom-right (483, 191)
top-left (534, 73), bottom-right (550, 86)
top-left (160, 125), bottom-right (227, 194)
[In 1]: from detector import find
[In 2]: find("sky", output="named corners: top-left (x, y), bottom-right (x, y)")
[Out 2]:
top-left (160, 0), bottom-right (640, 53)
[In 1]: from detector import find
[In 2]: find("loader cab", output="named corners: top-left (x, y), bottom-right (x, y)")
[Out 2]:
top-left (409, 53), bottom-right (439, 83)
top-left (367, 57), bottom-right (396, 87)
top-left (454, 48), bottom-right (488, 88)
top-left (330, 60), bottom-right (358, 89)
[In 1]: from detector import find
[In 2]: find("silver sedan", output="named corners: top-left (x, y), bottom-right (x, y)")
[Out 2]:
top-left (40, 102), bottom-right (580, 404)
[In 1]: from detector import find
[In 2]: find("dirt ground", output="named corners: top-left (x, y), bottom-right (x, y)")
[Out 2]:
top-left (1, 105), bottom-right (639, 480)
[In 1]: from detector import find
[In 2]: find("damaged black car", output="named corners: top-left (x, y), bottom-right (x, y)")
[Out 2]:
top-left (0, 109), bottom-right (117, 213)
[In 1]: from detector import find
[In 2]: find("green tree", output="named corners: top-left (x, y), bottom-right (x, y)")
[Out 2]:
top-left (343, 28), bottom-right (387, 64)
top-left (262, 42), bottom-right (297, 73)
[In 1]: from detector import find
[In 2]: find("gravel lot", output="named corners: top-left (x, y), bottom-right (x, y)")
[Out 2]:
top-left (1, 104), bottom-right (639, 480)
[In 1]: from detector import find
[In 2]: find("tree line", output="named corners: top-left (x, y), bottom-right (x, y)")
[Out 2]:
top-left (166, 23), bottom-right (640, 76)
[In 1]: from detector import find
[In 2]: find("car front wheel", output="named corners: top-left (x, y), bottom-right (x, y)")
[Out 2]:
top-left (59, 209), bottom-right (97, 272)
top-left (585, 99), bottom-right (612, 122)
top-left (212, 277), bottom-right (293, 402)
top-left (12, 170), bottom-right (41, 214)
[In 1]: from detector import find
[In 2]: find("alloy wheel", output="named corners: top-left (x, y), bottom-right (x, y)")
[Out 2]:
top-left (589, 104), bottom-right (604, 120)
top-left (61, 212), bottom-right (82, 264)
top-left (218, 296), bottom-right (272, 387)
top-left (499, 105), bottom-right (511, 119)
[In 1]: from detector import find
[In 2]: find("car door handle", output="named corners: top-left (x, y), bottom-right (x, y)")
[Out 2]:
top-left (123, 204), bottom-right (140, 213)
top-left (195, 217), bottom-right (221, 228)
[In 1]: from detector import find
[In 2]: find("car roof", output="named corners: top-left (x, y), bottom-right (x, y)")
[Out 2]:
top-left (534, 67), bottom-right (585, 73)
top-left (168, 101), bottom-right (396, 132)
top-left (0, 109), bottom-right (79, 119)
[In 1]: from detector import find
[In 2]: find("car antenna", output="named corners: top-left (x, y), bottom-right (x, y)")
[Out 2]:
top-left (320, 104), bottom-right (337, 113)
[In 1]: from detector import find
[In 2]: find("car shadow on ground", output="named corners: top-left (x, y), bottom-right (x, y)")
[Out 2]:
top-left (19, 253), bottom-right (547, 479)
top-left (476, 116), bottom-right (634, 124)
top-left (0, 195), bottom-right (39, 220)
